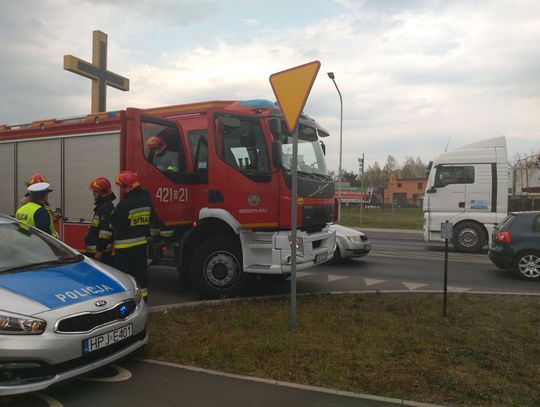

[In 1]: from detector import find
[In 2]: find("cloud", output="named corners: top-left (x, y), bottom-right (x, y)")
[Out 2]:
top-left (1, 0), bottom-right (539, 173)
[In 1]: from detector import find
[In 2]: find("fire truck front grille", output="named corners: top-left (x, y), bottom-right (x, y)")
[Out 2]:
top-left (56, 300), bottom-right (137, 333)
top-left (301, 205), bottom-right (333, 231)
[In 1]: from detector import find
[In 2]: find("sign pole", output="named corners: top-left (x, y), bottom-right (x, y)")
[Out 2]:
top-left (290, 126), bottom-right (299, 331)
top-left (269, 60), bottom-right (321, 332)
top-left (440, 220), bottom-right (453, 317)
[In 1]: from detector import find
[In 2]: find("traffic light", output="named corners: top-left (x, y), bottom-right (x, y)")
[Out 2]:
top-left (358, 156), bottom-right (364, 174)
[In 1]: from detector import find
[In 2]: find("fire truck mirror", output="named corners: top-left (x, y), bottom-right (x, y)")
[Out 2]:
top-left (268, 118), bottom-right (281, 139)
top-left (218, 116), bottom-right (240, 128)
top-left (300, 126), bottom-right (317, 141)
top-left (272, 140), bottom-right (283, 169)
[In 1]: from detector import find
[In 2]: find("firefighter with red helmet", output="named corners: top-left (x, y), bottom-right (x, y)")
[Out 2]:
top-left (146, 135), bottom-right (179, 173)
top-left (85, 177), bottom-right (116, 265)
top-left (145, 136), bottom-right (176, 264)
top-left (110, 171), bottom-right (153, 300)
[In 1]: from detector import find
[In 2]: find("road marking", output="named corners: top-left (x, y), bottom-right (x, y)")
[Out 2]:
top-left (80, 365), bottom-right (132, 382)
top-left (34, 393), bottom-right (64, 407)
top-left (364, 278), bottom-right (386, 286)
top-left (296, 272), bottom-right (315, 278)
top-left (371, 250), bottom-right (489, 264)
top-left (327, 275), bottom-right (349, 282)
top-left (447, 286), bottom-right (471, 292)
top-left (402, 282), bottom-right (428, 290)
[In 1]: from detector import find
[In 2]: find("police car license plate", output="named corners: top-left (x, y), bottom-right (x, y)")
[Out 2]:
top-left (315, 253), bottom-right (328, 263)
top-left (83, 324), bottom-right (133, 354)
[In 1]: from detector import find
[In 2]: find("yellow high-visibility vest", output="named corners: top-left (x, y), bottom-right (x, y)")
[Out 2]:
top-left (15, 202), bottom-right (58, 238)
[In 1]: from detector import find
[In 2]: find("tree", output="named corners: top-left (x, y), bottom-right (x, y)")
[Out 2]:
top-left (400, 156), bottom-right (428, 178)
top-left (383, 155), bottom-right (399, 181)
top-left (360, 161), bottom-right (385, 187)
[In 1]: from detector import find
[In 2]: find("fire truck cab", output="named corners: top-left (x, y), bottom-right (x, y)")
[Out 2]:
top-left (0, 99), bottom-right (336, 298)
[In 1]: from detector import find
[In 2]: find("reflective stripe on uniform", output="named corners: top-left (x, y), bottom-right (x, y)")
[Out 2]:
top-left (150, 228), bottom-right (160, 237)
top-left (114, 236), bottom-right (147, 249)
top-left (160, 230), bottom-right (174, 238)
top-left (98, 230), bottom-right (113, 240)
top-left (86, 245), bottom-right (97, 254)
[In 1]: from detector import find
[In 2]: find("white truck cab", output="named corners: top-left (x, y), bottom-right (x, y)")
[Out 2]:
top-left (423, 136), bottom-right (508, 252)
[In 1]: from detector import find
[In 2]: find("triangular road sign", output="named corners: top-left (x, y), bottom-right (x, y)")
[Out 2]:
top-left (269, 61), bottom-right (321, 132)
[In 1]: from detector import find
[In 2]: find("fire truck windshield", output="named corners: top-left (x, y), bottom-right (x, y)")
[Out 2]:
top-left (281, 134), bottom-right (329, 178)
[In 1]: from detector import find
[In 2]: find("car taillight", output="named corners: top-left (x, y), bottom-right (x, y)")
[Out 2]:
top-left (495, 231), bottom-right (512, 243)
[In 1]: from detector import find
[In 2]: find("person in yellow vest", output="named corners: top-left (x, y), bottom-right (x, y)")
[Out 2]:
top-left (18, 172), bottom-right (49, 208)
top-left (15, 182), bottom-right (59, 238)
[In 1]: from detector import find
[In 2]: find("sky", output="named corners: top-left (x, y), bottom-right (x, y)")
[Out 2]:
top-left (1, 0), bottom-right (539, 174)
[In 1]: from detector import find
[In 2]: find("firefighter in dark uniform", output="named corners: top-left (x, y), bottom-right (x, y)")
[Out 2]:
top-left (85, 177), bottom-right (116, 265)
top-left (15, 182), bottom-right (59, 238)
top-left (146, 136), bottom-right (176, 265)
top-left (111, 171), bottom-right (153, 300)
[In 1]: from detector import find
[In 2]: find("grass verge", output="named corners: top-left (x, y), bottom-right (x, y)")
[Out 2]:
top-left (340, 206), bottom-right (423, 229)
top-left (144, 293), bottom-right (540, 407)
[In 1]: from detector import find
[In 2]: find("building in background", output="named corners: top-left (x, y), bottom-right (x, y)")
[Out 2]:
top-left (384, 174), bottom-right (428, 207)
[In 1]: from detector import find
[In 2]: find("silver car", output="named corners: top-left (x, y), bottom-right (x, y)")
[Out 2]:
top-left (0, 215), bottom-right (148, 396)
top-left (329, 224), bottom-right (371, 262)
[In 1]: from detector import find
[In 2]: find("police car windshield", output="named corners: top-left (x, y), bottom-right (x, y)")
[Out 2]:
top-left (0, 223), bottom-right (80, 273)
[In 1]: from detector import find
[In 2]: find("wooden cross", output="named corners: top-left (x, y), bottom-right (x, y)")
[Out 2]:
top-left (64, 30), bottom-right (129, 113)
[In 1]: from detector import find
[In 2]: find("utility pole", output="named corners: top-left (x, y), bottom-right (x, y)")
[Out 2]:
top-left (359, 154), bottom-right (364, 223)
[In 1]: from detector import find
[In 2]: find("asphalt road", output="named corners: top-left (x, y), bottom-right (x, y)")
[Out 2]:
top-left (147, 229), bottom-right (540, 307)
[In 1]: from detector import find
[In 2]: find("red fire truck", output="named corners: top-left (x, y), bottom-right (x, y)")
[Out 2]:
top-left (0, 99), bottom-right (336, 298)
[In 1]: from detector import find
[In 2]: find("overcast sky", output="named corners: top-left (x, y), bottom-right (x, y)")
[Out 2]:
top-left (1, 0), bottom-right (539, 173)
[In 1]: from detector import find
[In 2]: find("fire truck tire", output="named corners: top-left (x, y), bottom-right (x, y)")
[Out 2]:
top-left (190, 235), bottom-right (247, 299)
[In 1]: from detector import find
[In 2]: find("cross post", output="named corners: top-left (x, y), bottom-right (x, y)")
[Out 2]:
top-left (64, 30), bottom-right (129, 113)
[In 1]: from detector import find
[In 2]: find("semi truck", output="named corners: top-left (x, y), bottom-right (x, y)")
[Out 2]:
top-left (423, 136), bottom-right (509, 252)
top-left (0, 99), bottom-right (336, 298)
top-left (423, 136), bottom-right (540, 252)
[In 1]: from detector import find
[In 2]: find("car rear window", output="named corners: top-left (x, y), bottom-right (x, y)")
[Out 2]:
top-left (497, 214), bottom-right (516, 231)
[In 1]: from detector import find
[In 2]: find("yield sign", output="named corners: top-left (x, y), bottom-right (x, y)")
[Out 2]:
top-left (269, 61), bottom-right (321, 132)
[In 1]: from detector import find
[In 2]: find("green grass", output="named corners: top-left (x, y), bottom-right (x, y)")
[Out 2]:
top-left (144, 293), bottom-right (540, 407)
top-left (340, 206), bottom-right (423, 229)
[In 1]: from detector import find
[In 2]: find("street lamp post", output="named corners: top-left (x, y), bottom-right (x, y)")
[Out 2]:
top-left (327, 72), bottom-right (343, 223)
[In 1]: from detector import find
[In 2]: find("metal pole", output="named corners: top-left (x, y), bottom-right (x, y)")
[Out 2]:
top-left (443, 223), bottom-right (449, 317)
top-left (360, 153), bottom-right (364, 224)
top-left (328, 73), bottom-right (343, 223)
top-left (290, 127), bottom-right (299, 331)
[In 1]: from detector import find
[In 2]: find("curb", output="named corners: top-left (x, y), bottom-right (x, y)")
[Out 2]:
top-left (148, 290), bottom-right (540, 313)
top-left (140, 359), bottom-right (445, 407)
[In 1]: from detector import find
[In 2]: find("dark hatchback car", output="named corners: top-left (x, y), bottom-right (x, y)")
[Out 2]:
top-left (488, 211), bottom-right (540, 280)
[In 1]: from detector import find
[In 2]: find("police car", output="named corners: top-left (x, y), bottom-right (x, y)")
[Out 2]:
top-left (0, 215), bottom-right (148, 396)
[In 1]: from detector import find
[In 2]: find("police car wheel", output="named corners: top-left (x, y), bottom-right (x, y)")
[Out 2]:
top-left (190, 235), bottom-right (247, 299)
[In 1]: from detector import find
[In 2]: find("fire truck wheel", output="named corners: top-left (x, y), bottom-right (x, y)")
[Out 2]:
top-left (190, 235), bottom-right (247, 299)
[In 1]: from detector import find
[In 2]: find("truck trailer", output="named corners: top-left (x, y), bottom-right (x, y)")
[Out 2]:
top-left (0, 99), bottom-right (336, 298)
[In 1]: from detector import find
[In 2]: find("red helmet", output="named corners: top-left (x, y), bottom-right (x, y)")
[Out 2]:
top-left (146, 136), bottom-right (166, 152)
top-left (88, 177), bottom-right (112, 196)
top-left (115, 171), bottom-right (140, 193)
top-left (26, 172), bottom-right (48, 187)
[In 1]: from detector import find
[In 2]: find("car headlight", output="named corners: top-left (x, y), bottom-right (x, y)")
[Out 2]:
top-left (288, 236), bottom-right (305, 258)
top-left (0, 313), bottom-right (46, 335)
top-left (127, 275), bottom-right (143, 305)
top-left (347, 235), bottom-right (361, 243)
